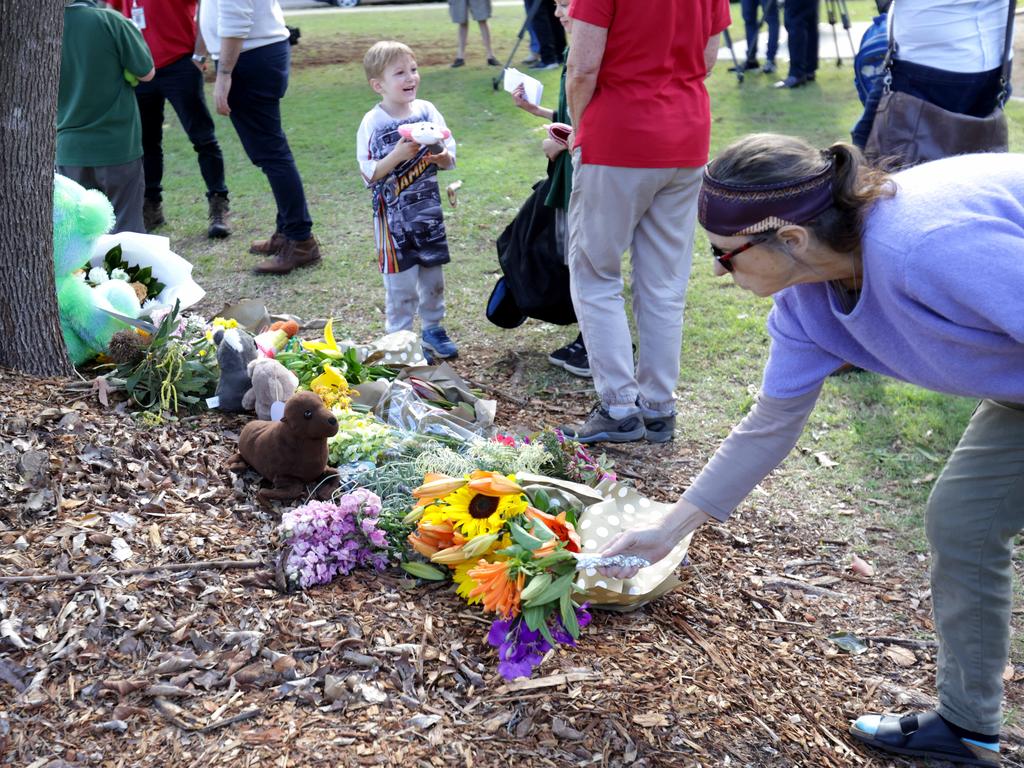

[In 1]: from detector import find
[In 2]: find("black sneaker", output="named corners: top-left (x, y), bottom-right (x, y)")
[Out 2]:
top-left (560, 403), bottom-right (645, 444)
top-left (548, 333), bottom-right (584, 368)
top-left (562, 344), bottom-right (591, 378)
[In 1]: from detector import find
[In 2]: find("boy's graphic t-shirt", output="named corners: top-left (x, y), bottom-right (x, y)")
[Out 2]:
top-left (356, 100), bottom-right (456, 274)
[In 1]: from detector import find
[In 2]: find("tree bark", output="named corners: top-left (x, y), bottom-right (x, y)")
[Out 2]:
top-left (0, 1), bottom-right (73, 377)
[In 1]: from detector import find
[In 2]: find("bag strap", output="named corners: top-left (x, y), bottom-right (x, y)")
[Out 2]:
top-left (997, 0), bottom-right (1017, 107)
top-left (883, 0), bottom-right (1016, 105)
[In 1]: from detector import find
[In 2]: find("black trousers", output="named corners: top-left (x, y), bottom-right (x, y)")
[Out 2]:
top-left (530, 0), bottom-right (565, 66)
top-left (783, 0), bottom-right (819, 79)
top-left (135, 54), bottom-right (228, 203)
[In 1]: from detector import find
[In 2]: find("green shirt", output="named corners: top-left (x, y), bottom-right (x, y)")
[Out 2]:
top-left (545, 52), bottom-right (573, 211)
top-left (57, 1), bottom-right (154, 167)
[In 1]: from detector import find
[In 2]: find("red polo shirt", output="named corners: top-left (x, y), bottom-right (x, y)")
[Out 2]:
top-left (117, 0), bottom-right (198, 70)
top-left (569, 0), bottom-right (731, 168)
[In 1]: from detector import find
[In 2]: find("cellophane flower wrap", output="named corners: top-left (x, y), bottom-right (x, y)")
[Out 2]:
top-left (279, 490), bottom-right (391, 589)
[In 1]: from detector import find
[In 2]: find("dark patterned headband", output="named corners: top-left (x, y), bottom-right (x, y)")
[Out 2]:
top-left (698, 161), bottom-right (835, 236)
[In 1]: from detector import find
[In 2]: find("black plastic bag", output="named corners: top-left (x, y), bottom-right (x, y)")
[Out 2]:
top-left (490, 177), bottom-right (576, 327)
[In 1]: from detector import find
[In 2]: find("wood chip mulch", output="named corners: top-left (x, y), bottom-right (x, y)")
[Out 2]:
top-left (2, 354), bottom-right (1022, 768)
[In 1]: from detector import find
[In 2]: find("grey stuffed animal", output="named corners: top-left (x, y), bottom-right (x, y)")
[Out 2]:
top-left (213, 327), bottom-right (258, 412)
top-left (242, 357), bottom-right (299, 420)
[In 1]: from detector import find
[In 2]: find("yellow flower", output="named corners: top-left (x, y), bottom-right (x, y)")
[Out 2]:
top-left (453, 560), bottom-right (484, 605)
top-left (422, 474), bottom-right (528, 539)
top-left (301, 318), bottom-right (343, 358)
top-left (310, 363), bottom-right (352, 410)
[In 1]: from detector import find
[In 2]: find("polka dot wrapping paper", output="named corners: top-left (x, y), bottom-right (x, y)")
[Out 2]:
top-left (516, 473), bottom-right (692, 611)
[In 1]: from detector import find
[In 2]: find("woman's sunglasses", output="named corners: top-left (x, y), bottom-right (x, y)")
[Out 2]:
top-left (711, 234), bottom-right (773, 272)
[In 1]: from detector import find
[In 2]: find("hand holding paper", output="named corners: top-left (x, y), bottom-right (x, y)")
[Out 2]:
top-left (503, 67), bottom-right (544, 106)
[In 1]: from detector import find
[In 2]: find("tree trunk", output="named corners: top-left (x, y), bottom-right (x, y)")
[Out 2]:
top-left (0, 1), bottom-right (73, 377)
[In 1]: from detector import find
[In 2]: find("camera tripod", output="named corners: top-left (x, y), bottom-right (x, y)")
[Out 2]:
top-left (823, 0), bottom-right (856, 66)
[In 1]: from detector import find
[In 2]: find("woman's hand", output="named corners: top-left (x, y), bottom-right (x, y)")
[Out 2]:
top-left (542, 137), bottom-right (565, 161)
top-left (597, 499), bottom-right (712, 580)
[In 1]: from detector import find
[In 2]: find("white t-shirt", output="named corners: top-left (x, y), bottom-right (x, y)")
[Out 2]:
top-left (356, 100), bottom-right (456, 184)
top-left (892, 0), bottom-right (1013, 72)
top-left (199, 0), bottom-right (289, 56)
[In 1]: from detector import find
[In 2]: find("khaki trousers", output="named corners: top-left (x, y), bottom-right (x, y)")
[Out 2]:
top-left (927, 399), bottom-right (1024, 734)
top-left (567, 155), bottom-right (702, 412)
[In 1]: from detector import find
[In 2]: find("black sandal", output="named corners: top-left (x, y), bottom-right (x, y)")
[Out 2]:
top-left (850, 710), bottom-right (1000, 766)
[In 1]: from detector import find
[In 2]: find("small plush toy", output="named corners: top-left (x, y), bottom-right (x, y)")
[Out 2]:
top-left (213, 327), bottom-right (258, 412)
top-left (53, 174), bottom-right (142, 364)
top-left (226, 391), bottom-right (339, 503)
top-left (398, 121), bottom-right (450, 154)
top-left (242, 357), bottom-right (299, 421)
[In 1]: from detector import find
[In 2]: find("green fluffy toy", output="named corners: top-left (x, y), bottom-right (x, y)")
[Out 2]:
top-left (53, 174), bottom-right (141, 365)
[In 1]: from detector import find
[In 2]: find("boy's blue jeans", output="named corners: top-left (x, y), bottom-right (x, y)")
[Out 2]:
top-left (226, 40), bottom-right (313, 241)
top-left (136, 54), bottom-right (227, 204)
top-left (852, 59), bottom-right (1006, 150)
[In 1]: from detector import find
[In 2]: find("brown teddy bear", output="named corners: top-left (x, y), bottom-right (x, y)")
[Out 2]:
top-left (226, 390), bottom-right (339, 503)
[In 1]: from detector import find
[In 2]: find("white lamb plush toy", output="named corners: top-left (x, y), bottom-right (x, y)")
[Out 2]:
top-left (398, 121), bottom-right (451, 154)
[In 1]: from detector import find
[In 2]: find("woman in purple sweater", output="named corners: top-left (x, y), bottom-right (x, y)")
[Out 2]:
top-left (602, 134), bottom-right (1024, 766)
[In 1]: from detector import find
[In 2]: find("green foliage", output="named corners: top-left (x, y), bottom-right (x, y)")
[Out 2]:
top-left (107, 301), bottom-right (217, 418)
top-left (102, 244), bottom-right (166, 299)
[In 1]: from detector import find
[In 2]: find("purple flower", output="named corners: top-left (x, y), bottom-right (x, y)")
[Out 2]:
top-left (486, 604), bottom-right (592, 680)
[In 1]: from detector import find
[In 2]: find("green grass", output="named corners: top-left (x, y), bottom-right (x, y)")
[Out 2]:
top-left (153, 7), bottom-right (1024, 552)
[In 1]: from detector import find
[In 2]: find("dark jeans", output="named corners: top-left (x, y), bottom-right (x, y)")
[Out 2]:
top-left (226, 40), bottom-right (313, 241)
top-left (135, 54), bottom-right (227, 204)
top-left (742, 0), bottom-right (779, 63)
top-left (783, 0), bottom-right (818, 79)
top-left (851, 59), bottom-right (1007, 149)
top-left (524, 0), bottom-right (539, 54)
top-left (531, 0), bottom-right (565, 66)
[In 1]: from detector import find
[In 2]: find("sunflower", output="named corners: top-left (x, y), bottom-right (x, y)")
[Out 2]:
top-left (422, 472), bottom-right (528, 539)
top-left (452, 560), bottom-right (484, 605)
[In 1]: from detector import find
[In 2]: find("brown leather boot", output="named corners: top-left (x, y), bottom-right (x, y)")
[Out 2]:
top-left (207, 193), bottom-right (231, 239)
top-left (252, 236), bottom-right (321, 275)
top-left (249, 231), bottom-right (286, 255)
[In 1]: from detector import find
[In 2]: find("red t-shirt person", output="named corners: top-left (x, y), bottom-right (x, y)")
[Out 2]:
top-left (117, 0), bottom-right (199, 70)
top-left (569, 0), bottom-right (731, 168)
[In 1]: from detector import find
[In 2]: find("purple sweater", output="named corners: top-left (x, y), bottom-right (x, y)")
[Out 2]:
top-left (762, 153), bottom-right (1024, 403)
top-left (684, 154), bottom-right (1024, 521)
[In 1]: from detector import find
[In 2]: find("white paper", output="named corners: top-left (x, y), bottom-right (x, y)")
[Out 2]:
top-left (503, 68), bottom-right (544, 106)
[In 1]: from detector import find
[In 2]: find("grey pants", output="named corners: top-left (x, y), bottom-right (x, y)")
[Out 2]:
top-left (927, 399), bottom-right (1024, 734)
top-left (57, 158), bottom-right (145, 234)
top-left (382, 264), bottom-right (446, 333)
top-left (567, 152), bottom-right (702, 414)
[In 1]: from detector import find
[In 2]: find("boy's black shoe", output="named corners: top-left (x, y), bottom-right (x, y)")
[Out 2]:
top-left (450, 58), bottom-right (465, 68)
top-left (562, 344), bottom-right (591, 378)
top-left (548, 333), bottom-right (585, 369)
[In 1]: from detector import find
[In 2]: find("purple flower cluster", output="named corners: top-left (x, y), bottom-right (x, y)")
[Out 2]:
top-left (553, 429), bottom-right (616, 484)
top-left (486, 604), bottom-right (593, 680)
top-left (279, 489), bottom-right (391, 589)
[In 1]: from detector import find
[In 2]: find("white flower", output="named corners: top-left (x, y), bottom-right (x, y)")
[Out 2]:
top-left (87, 267), bottom-right (109, 285)
top-left (110, 268), bottom-right (130, 281)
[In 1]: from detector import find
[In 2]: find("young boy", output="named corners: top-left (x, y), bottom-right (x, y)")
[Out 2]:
top-left (357, 41), bottom-right (459, 360)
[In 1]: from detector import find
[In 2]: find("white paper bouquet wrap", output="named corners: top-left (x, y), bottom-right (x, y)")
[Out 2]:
top-left (90, 232), bottom-right (205, 313)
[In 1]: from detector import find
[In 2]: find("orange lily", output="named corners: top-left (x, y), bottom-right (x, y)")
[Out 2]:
top-left (466, 470), bottom-right (523, 497)
top-left (408, 519), bottom-right (462, 558)
top-left (412, 473), bottom-right (469, 508)
top-left (525, 507), bottom-right (582, 552)
top-left (532, 537), bottom-right (559, 560)
top-left (467, 560), bottom-right (525, 618)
